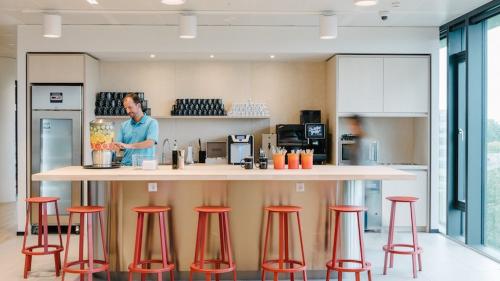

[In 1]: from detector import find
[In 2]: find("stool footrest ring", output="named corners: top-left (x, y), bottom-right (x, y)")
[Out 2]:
top-left (23, 245), bottom-right (63, 255)
top-left (190, 259), bottom-right (235, 274)
top-left (262, 259), bottom-right (306, 273)
top-left (63, 259), bottom-right (109, 274)
top-left (326, 259), bottom-right (371, 273)
top-left (383, 244), bottom-right (423, 255)
top-left (129, 259), bottom-right (175, 273)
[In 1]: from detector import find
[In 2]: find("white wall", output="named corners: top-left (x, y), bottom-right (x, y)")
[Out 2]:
top-left (0, 57), bottom-right (16, 203)
top-left (16, 24), bottom-right (440, 231)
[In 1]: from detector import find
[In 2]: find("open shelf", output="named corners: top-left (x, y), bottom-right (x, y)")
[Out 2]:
top-left (95, 115), bottom-right (270, 120)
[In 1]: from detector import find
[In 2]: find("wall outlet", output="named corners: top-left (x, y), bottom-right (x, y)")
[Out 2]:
top-left (296, 182), bottom-right (305, 192)
top-left (148, 182), bottom-right (158, 192)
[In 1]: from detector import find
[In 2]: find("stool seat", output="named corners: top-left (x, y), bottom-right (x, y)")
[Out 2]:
top-left (132, 206), bottom-right (171, 213)
top-left (194, 206), bottom-right (231, 213)
top-left (386, 196), bottom-right (418, 202)
top-left (67, 206), bottom-right (104, 213)
top-left (26, 197), bottom-right (59, 203)
top-left (329, 205), bottom-right (366, 212)
top-left (265, 205), bottom-right (302, 212)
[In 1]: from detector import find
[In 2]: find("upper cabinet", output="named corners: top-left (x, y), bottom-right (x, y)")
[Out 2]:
top-left (337, 57), bottom-right (384, 113)
top-left (28, 54), bottom-right (85, 83)
top-left (383, 57), bottom-right (429, 113)
top-left (334, 55), bottom-right (430, 115)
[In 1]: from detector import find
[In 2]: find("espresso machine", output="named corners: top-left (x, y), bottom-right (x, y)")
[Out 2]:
top-left (276, 110), bottom-right (328, 164)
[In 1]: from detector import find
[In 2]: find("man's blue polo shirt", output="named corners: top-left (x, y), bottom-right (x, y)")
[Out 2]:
top-left (117, 114), bottom-right (159, 166)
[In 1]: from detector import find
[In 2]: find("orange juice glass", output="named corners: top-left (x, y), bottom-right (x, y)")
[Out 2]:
top-left (301, 154), bottom-right (313, 169)
top-left (273, 154), bottom-right (285, 169)
top-left (288, 153), bottom-right (299, 169)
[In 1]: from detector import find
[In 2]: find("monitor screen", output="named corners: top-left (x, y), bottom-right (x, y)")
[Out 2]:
top-left (305, 123), bottom-right (325, 139)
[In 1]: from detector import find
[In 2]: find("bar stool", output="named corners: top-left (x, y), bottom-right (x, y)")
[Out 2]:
top-left (128, 206), bottom-right (175, 281)
top-left (261, 205), bottom-right (307, 281)
top-left (62, 206), bottom-right (110, 281)
top-left (190, 206), bottom-right (236, 281)
top-left (22, 197), bottom-right (64, 279)
top-left (326, 205), bottom-right (371, 281)
top-left (383, 196), bottom-right (423, 278)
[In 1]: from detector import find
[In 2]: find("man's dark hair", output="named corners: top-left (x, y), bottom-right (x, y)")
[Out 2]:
top-left (123, 93), bottom-right (141, 105)
top-left (349, 114), bottom-right (362, 126)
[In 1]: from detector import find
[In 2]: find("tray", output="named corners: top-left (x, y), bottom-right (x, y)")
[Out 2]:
top-left (83, 163), bottom-right (122, 169)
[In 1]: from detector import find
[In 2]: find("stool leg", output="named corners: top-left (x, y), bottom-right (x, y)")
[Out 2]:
top-left (54, 201), bottom-right (63, 277)
top-left (355, 272), bottom-right (360, 281)
top-left (128, 271), bottom-right (133, 281)
top-left (199, 213), bottom-right (208, 269)
top-left (296, 212), bottom-right (307, 281)
top-left (325, 269), bottom-right (330, 281)
top-left (389, 203), bottom-right (397, 268)
top-left (262, 211), bottom-right (272, 281)
top-left (410, 202), bottom-right (419, 278)
top-left (98, 212), bottom-right (111, 281)
top-left (356, 212), bottom-right (366, 265)
top-left (79, 213), bottom-right (85, 281)
top-left (332, 211), bottom-right (340, 268)
top-left (284, 213), bottom-right (294, 281)
top-left (216, 213), bottom-right (223, 281)
top-left (87, 213), bottom-right (94, 281)
top-left (42, 203), bottom-right (49, 254)
top-left (38, 203), bottom-right (43, 247)
top-left (62, 213), bottom-right (73, 281)
top-left (223, 212), bottom-right (235, 270)
top-left (384, 201), bottom-right (396, 274)
top-left (194, 213), bottom-right (202, 264)
top-left (22, 203), bottom-right (31, 279)
top-left (278, 212), bottom-right (284, 270)
top-left (159, 212), bottom-right (169, 281)
top-left (158, 272), bottom-right (162, 281)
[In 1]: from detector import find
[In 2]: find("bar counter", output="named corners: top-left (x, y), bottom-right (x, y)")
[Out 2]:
top-left (32, 164), bottom-right (415, 279)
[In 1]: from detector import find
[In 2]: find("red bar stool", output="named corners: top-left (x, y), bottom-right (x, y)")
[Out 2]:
top-left (190, 206), bottom-right (236, 281)
top-left (62, 206), bottom-right (110, 281)
top-left (128, 206), bottom-right (175, 281)
top-left (22, 197), bottom-right (63, 279)
top-left (383, 196), bottom-right (423, 278)
top-left (326, 205), bottom-right (372, 281)
top-left (261, 205), bottom-right (307, 281)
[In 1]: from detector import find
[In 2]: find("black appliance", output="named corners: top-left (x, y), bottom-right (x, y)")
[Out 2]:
top-left (300, 110), bottom-right (321, 124)
top-left (276, 124), bottom-right (328, 164)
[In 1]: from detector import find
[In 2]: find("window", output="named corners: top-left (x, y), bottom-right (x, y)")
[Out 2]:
top-left (484, 14), bottom-right (500, 252)
top-left (438, 38), bottom-right (448, 233)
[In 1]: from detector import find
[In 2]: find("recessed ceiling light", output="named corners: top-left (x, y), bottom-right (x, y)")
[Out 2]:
top-left (270, 55), bottom-right (275, 59)
top-left (161, 0), bottom-right (186, 5)
top-left (210, 54), bottom-right (215, 58)
top-left (150, 54), bottom-right (156, 58)
top-left (87, 0), bottom-right (99, 5)
top-left (354, 0), bottom-right (378, 6)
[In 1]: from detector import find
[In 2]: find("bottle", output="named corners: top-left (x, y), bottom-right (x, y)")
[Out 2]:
top-left (172, 140), bottom-right (179, 169)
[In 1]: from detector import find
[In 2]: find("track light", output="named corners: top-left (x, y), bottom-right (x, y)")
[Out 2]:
top-left (179, 13), bottom-right (197, 39)
top-left (319, 13), bottom-right (337, 39)
top-left (43, 14), bottom-right (62, 38)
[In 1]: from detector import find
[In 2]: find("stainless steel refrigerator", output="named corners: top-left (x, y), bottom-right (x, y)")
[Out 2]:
top-left (31, 85), bottom-right (82, 229)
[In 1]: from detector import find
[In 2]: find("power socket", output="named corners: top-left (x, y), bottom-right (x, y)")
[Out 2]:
top-left (148, 182), bottom-right (158, 192)
top-left (296, 182), bottom-right (305, 192)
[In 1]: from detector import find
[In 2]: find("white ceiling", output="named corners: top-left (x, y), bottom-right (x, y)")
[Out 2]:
top-left (0, 0), bottom-right (492, 58)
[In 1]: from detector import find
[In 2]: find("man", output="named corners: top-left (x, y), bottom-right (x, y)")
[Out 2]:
top-left (114, 93), bottom-right (159, 166)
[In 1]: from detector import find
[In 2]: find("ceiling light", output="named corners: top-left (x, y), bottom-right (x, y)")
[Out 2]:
top-left (210, 54), bottom-right (215, 58)
top-left (179, 14), bottom-right (197, 39)
top-left (162, 0), bottom-right (186, 5)
top-left (86, 0), bottom-right (99, 5)
top-left (354, 0), bottom-right (378, 6)
top-left (150, 54), bottom-right (156, 58)
top-left (43, 14), bottom-right (62, 38)
top-left (319, 13), bottom-right (337, 39)
top-left (270, 55), bottom-right (275, 59)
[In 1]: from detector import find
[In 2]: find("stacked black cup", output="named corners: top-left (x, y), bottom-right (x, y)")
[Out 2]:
top-left (95, 92), bottom-right (151, 116)
top-left (171, 98), bottom-right (225, 116)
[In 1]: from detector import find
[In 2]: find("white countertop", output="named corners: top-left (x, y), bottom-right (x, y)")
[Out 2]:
top-left (32, 164), bottom-right (415, 181)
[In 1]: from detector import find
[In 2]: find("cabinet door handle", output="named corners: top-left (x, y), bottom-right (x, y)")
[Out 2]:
top-left (458, 128), bottom-right (465, 141)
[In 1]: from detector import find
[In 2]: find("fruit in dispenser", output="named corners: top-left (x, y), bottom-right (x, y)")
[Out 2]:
top-left (90, 122), bottom-right (114, 151)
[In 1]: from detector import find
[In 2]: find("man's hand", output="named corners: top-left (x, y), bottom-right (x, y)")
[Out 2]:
top-left (113, 142), bottom-right (131, 150)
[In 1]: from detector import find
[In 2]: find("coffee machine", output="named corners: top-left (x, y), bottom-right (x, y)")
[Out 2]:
top-left (275, 110), bottom-right (328, 164)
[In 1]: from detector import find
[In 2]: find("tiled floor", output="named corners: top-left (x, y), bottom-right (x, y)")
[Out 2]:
top-left (1, 203), bottom-right (499, 281)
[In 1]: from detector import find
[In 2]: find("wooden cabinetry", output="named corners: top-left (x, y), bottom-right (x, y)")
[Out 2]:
top-left (28, 54), bottom-right (85, 83)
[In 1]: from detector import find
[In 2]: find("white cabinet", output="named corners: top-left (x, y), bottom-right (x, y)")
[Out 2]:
top-left (337, 57), bottom-right (384, 113)
top-left (383, 57), bottom-right (429, 113)
top-left (381, 170), bottom-right (428, 229)
top-left (28, 54), bottom-right (85, 83)
top-left (335, 55), bottom-right (429, 115)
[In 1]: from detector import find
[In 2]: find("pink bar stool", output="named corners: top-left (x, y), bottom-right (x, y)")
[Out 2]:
top-left (62, 206), bottom-right (111, 281)
top-left (190, 206), bottom-right (236, 281)
top-left (261, 205), bottom-right (307, 281)
top-left (128, 206), bottom-right (175, 281)
top-left (326, 205), bottom-right (372, 281)
top-left (383, 196), bottom-right (423, 278)
top-left (22, 197), bottom-right (64, 279)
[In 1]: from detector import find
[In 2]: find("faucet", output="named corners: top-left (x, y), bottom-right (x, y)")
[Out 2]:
top-left (161, 138), bottom-right (171, 165)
